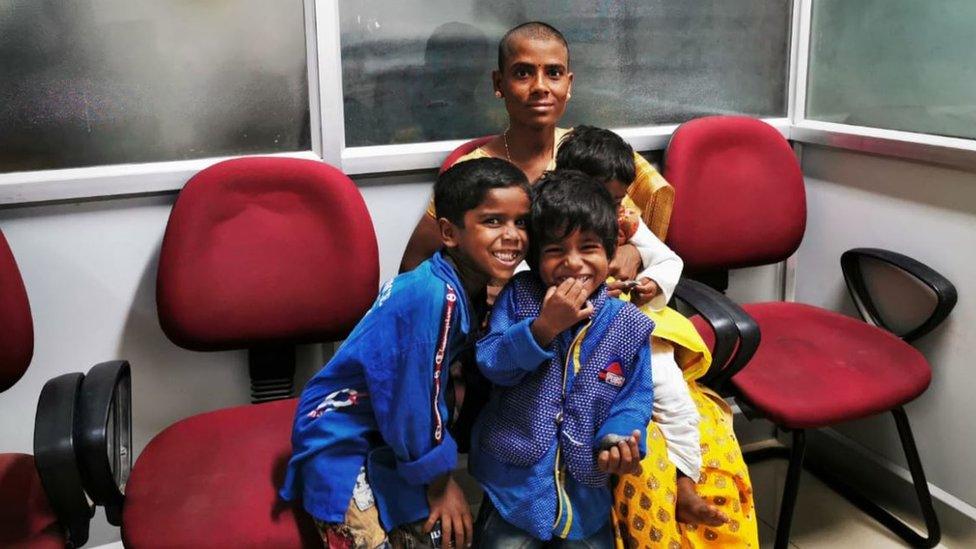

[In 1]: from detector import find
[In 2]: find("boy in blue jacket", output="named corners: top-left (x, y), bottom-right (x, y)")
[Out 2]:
top-left (280, 158), bottom-right (531, 549)
top-left (471, 171), bottom-right (651, 547)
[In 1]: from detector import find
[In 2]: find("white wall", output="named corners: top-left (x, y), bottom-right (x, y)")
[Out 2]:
top-left (795, 145), bottom-right (976, 517)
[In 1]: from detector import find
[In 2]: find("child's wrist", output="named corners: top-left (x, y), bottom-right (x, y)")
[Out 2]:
top-left (530, 318), bottom-right (557, 347)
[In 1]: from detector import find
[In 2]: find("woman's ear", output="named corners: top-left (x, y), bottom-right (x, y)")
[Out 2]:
top-left (491, 70), bottom-right (503, 98)
top-left (438, 217), bottom-right (460, 248)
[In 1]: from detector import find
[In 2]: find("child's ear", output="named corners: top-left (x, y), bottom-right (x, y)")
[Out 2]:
top-left (438, 217), bottom-right (461, 248)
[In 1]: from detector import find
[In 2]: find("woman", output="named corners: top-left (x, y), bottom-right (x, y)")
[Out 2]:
top-left (401, 21), bottom-right (758, 548)
top-left (399, 22), bottom-right (648, 288)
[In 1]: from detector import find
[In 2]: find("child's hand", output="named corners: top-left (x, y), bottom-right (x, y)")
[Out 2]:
top-left (630, 277), bottom-right (660, 307)
top-left (531, 278), bottom-right (594, 346)
top-left (597, 430), bottom-right (642, 476)
top-left (425, 473), bottom-right (473, 548)
top-left (609, 243), bottom-right (642, 281)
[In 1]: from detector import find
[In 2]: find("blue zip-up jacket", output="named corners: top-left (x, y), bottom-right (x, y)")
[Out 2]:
top-left (279, 252), bottom-right (474, 529)
top-left (471, 271), bottom-right (654, 541)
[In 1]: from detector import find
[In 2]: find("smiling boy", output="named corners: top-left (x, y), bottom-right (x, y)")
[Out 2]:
top-left (280, 158), bottom-right (530, 549)
top-left (471, 171), bottom-right (652, 547)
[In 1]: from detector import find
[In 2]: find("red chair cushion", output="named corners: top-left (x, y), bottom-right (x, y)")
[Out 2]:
top-left (732, 302), bottom-right (931, 429)
top-left (0, 453), bottom-right (64, 549)
top-left (439, 136), bottom-right (494, 173)
top-left (664, 116), bottom-right (806, 273)
top-left (0, 231), bottom-right (33, 392)
top-left (123, 398), bottom-right (320, 548)
top-left (157, 157), bottom-right (379, 351)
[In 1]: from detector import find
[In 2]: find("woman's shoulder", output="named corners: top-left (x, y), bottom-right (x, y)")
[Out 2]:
top-left (555, 126), bottom-right (572, 144)
top-left (452, 146), bottom-right (492, 166)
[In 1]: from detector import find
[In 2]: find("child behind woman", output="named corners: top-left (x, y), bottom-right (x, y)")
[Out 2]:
top-left (471, 171), bottom-right (714, 547)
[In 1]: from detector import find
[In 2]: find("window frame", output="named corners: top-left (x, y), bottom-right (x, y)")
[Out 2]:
top-left (1, 0), bottom-right (972, 206)
top-left (790, 0), bottom-right (976, 172)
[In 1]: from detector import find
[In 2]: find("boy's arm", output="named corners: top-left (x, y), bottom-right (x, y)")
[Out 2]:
top-left (651, 342), bottom-right (702, 481)
top-left (476, 282), bottom-right (554, 386)
top-left (361, 286), bottom-right (459, 487)
top-left (595, 340), bottom-right (654, 458)
top-left (628, 218), bottom-right (683, 310)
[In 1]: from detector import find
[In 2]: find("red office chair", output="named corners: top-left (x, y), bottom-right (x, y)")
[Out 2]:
top-left (1, 230), bottom-right (99, 548)
top-left (119, 157), bottom-right (379, 547)
top-left (664, 116), bottom-right (955, 549)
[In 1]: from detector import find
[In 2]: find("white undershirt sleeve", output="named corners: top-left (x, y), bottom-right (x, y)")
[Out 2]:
top-left (650, 338), bottom-right (702, 481)
top-left (627, 219), bottom-right (683, 311)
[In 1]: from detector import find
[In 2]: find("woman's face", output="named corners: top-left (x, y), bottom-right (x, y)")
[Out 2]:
top-left (493, 36), bottom-right (573, 129)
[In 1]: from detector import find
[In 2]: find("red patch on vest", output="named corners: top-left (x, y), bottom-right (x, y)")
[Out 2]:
top-left (598, 362), bottom-right (625, 387)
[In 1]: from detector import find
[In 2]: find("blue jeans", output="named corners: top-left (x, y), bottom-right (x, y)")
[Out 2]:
top-left (473, 498), bottom-right (614, 549)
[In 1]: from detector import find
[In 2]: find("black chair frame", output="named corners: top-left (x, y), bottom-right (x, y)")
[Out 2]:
top-left (76, 360), bottom-right (133, 526)
top-left (34, 373), bottom-right (93, 548)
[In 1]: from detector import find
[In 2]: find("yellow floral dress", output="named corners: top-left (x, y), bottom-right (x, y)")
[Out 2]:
top-left (611, 305), bottom-right (758, 548)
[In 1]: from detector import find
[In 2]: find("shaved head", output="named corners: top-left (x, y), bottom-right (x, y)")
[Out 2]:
top-left (497, 21), bottom-right (569, 71)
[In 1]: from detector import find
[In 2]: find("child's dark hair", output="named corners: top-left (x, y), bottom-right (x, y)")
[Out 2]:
top-left (556, 125), bottom-right (635, 185)
top-left (434, 158), bottom-right (529, 227)
top-left (527, 170), bottom-right (617, 271)
top-left (497, 22), bottom-right (569, 71)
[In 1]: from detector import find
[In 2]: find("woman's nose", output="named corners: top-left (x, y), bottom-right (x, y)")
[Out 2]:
top-left (563, 251), bottom-right (582, 268)
top-left (531, 70), bottom-right (548, 93)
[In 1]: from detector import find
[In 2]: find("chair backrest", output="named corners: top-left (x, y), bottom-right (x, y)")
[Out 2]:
top-left (157, 157), bottom-right (380, 351)
top-left (439, 135), bottom-right (494, 173)
top-left (440, 135), bottom-right (675, 241)
top-left (0, 230), bottom-right (33, 392)
top-left (664, 116), bottom-right (806, 273)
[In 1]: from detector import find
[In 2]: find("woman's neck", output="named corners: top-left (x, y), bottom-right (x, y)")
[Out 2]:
top-left (505, 122), bottom-right (556, 161)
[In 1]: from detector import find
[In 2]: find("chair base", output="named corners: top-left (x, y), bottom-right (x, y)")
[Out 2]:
top-left (743, 408), bottom-right (941, 549)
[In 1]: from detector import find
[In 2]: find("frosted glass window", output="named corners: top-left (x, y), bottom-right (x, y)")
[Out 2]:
top-left (807, 0), bottom-right (976, 140)
top-left (340, 1), bottom-right (791, 147)
top-left (0, 1), bottom-right (309, 173)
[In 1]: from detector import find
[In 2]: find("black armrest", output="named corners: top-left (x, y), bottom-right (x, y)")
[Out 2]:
top-left (77, 360), bottom-right (132, 526)
top-left (672, 278), bottom-right (761, 393)
top-left (33, 372), bottom-right (93, 548)
top-left (841, 248), bottom-right (958, 343)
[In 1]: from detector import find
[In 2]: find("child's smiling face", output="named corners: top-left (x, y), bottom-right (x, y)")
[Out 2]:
top-left (537, 228), bottom-right (609, 297)
top-left (444, 186), bottom-right (531, 285)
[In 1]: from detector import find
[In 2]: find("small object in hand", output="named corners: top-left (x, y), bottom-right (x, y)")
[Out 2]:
top-left (428, 520), bottom-right (443, 547)
top-left (620, 280), bottom-right (640, 291)
top-left (599, 433), bottom-right (629, 451)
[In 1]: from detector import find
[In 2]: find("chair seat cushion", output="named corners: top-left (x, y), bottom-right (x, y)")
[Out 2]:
top-left (731, 302), bottom-right (931, 429)
top-left (123, 398), bottom-right (320, 548)
top-left (0, 453), bottom-right (64, 549)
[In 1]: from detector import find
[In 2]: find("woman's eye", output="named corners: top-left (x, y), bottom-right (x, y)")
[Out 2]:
top-left (514, 68), bottom-right (530, 78)
top-left (547, 68), bottom-right (564, 78)
top-left (515, 219), bottom-right (527, 228)
top-left (483, 217), bottom-right (500, 225)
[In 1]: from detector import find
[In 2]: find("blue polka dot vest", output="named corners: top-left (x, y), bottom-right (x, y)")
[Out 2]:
top-left (480, 272), bottom-right (655, 487)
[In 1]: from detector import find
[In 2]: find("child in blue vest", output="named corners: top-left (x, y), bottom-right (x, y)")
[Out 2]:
top-left (280, 158), bottom-right (531, 549)
top-left (471, 170), bottom-right (655, 547)
top-left (556, 126), bottom-right (730, 532)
